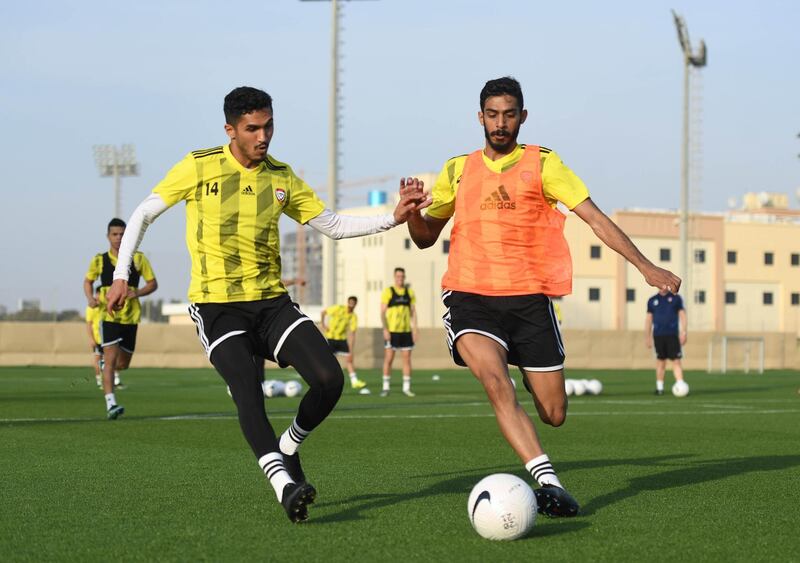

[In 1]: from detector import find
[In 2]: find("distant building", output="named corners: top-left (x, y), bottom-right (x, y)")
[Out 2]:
top-left (19, 299), bottom-right (41, 311)
top-left (281, 227), bottom-right (323, 306)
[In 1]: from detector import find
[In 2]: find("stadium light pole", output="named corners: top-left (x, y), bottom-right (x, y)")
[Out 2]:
top-left (671, 10), bottom-right (706, 302)
top-left (93, 144), bottom-right (140, 219)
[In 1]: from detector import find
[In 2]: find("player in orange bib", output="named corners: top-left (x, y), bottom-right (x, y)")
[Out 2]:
top-left (405, 77), bottom-right (681, 518)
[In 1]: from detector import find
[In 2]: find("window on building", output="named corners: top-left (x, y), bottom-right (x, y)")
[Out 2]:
top-left (589, 288), bottom-right (601, 301)
top-left (791, 293), bottom-right (800, 306)
top-left (659, 248), bottom-right (671, 262)
top-left (694, 249), bottom-right (706, 263)
top-left (763, 292), bottom-right (773, 305)
top-left (694, 290), bottom-right (706, 304)
top-left (727, 250), bottom-right (737, 264)
top-left (764, 252), bottom-right (774, 265)
top-left (404, 238), bottom-right (411, 250)
top-left (590, 245), bottom-right (601, 259)
top-left (725, 291), bottom-right (736, 305)
top-left (443, 239), bottom-right (450, 254)
top-left (626, 288), bottom-right (635, 302)
top-left (791, 253), bottom-right (799, 266)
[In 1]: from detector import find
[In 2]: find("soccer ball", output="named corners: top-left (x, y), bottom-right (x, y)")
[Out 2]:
top-left (284, 380), bottom-right (303, 397)
top-left (672, 380), bottom-right (690, 397)
top-left (585, 379), bottom-right (603, 395)
top-left (467, 474), bottom-right (537, 541)
top-left (572, 379), bottom-right (586, 396)
top-left (564, 379), bottom-right (575, 396)
top-left (262, 380), bottom-right (286, 398)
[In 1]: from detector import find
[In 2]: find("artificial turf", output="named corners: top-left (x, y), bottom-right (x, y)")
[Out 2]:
top-left (1, 366), bottom-right (799, 562)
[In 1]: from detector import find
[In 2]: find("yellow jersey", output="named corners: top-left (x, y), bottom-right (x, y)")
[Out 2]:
top-left (85, 305), bottom-right (102, 344)
top-left (381, 286), bottom-right (415, 333)
top-left (427, 145), bottom-right (590, 220)
top-left (324, 304), bottom-right (357, 340)
top-left (153, 144), bottom-right (325, 303)
top-left (85, 251), bottom-right (155, 325)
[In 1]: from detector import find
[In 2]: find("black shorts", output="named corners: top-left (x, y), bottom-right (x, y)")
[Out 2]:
top-left (93, 344), bottom-right (103, 356)
top-left (188, 295), bottom-right (313, 366)
top-left (101, 322), bottom-right (138, 354)
top-left (328, 339), bottom-right (350, 355)
top-left (654, 335), bottom-right (682, 360)
top-left (385, 332), bottom-right (414, 350)
top-left (441, 290), bottom-right (564, 371)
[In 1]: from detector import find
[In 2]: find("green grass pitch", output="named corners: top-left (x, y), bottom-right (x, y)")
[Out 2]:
top-left (2, 366), bottom-right (799, 561)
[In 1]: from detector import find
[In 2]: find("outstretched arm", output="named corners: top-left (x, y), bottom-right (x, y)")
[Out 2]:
top-left (572, 198), bottom-right (682, 293)
top-left (644, 312), bottom-right (654, 348)
top-left (403, 177), bottom-right (449, 249)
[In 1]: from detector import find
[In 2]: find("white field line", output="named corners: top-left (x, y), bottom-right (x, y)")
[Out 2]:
top-left (2, 408), bottom-right (800, 424)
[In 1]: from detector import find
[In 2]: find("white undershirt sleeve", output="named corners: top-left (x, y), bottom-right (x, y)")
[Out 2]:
top-left (113, 193), bottom-right (170, 281)
top-left (307, 208), bottom-right (398, 239)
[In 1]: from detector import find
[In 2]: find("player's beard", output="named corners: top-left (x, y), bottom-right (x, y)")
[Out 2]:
top-left (484, 123), bottom-right (520, 154)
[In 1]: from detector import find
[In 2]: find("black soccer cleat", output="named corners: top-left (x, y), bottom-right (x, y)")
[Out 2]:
top-left (534, 485), bottom-right (580, 518)
top-left (654, 389), bottom-right (664, 396)
top-left (283, 452), bottom-right (307, 484)
top-left (107, 404), bottom-right (125, 420)
top-left (281, 481), bottom-right (317, 523)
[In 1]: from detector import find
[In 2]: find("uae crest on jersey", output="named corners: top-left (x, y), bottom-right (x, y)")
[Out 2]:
top-left (275, 188), bottom-right (286, 204)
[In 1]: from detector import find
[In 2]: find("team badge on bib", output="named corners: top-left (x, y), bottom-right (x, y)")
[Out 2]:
top-left (275, 188), bottom-right (286, 204)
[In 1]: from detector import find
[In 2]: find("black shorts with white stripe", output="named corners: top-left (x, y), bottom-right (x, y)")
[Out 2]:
top-left (101, 321), bottom-right (138, 354)
top-left (188, 295), bottom-right (314, 366)
top-left (441, 290), bottom-right (565, 371)
top-left (327, 339), bottom-right (350, 355)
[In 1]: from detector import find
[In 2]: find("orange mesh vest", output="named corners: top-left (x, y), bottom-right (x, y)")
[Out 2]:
top-left (442, 145), bottom-right (573, 296)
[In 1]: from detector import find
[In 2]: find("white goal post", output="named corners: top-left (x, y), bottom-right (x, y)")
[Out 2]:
top-left (707, 336), bottom-right (765, 374)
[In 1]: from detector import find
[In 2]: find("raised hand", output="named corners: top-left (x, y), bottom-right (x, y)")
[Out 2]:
top-left (643, 265), bottom-right (682, 294)
top-left (393, 177), bottom-right (432, 224)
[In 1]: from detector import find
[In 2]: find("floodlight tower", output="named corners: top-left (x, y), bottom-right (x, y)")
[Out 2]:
top-left (672, 10), bottom-right (707, 300)
top-left (93, 144), bottom-right (140, 218)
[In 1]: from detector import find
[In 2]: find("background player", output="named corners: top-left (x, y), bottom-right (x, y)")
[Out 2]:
top-left (645, 289), bottom-right (688, 395)
top-left (84, 218), bottom-right (158, 419)
top-left (105, 86), bottom-right (429, 522)
top-left (84, 286), bottom-right (104, 387)
top-left (404, 76), bottom-right (681, 517)
top-left (321, 296), bottom-right (366, 391)
top-left (380, 267), bottom-right (418, 397)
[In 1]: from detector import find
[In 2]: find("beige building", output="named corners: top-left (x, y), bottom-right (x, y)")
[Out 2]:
top-left (331, 189), bottom-right (800, 337)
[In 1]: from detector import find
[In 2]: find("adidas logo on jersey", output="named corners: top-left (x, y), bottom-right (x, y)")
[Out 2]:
top-left (241, 185), bottom-right (255, 196)
top-left (480, 185), bottom-right (516, 210)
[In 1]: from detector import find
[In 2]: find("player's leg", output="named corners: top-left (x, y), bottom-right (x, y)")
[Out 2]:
top-left (113, 350), bottom-right (133, 387)
top-left (211, 335), bottom-right (314, 521)
top-left (655, 359), bottom-right (666, 395)
top-left (521, 369), bottom-right (567, 427)
top-left (401, 349), bottom-right (414, 397)
top-left (101, 341), bottom-right (124, 419)
top-left (672, 359), bottom-right (685, 382)
top-left (381, 344), bottom-right (395, 397)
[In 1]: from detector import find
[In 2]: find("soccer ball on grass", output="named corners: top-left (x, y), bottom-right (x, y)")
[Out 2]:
top-left (467, 473), bottom-right (537, 540)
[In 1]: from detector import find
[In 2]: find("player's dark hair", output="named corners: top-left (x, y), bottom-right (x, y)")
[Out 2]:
top-left (394, 267), bottom-right (405, 275)
top-left (224, 87), bottom-right (273, 125)
top-left (480, 77), bottom-right (524, 111)
top-left (347, 295), bottom-right (358, 304)
top-left (107, 218), bottom-right (126, 233)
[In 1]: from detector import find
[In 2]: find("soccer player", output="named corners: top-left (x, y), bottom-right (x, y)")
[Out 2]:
top-left (645, 289), bottom-right (688, 395)
top-left (84, 286), bottom-right (104, 387)
top-left (380, 267), bottom-right (418, 397)
top-left (105, 86), bottom-right (429, 523)
top-left (320, 296), bottom-right (366, 390)
top-left (404, 77), bottom-right (681, 517)
top-left (84, 218), bottom-right (158, 419)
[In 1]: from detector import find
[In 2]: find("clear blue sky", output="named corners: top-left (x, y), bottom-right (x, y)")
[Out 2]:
top-left (1, 0), bottom-right (798, 311)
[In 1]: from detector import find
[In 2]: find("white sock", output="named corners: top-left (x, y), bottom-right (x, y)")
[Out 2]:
top-left (382, 375), bottom-right (391, 391)
top-left (114, 371), bottom-right (121, 384)
top-left (349, 372), bottom-right (358, 383)
top-left (526, 454), bottom-right (564, 489)
top-left (402, 376), bottom-right (412, 392)
top-left (104, 393), bottom-right (116, 410)
top-left (279, 418), bottom-right (310, 456)
top-left (258, 452), bottom-right (294, 501)
top-left (656, 380), bottom-right (664, 391)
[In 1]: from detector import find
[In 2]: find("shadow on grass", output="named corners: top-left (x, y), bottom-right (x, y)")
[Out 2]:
top-left (578, 454), bottom-right (800, 516)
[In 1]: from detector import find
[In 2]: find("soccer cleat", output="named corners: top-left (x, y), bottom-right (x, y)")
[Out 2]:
top-left (379, 390), bottom-right (390, 397)
top-left (281, 481), bottom-right (317, 523)
top-left (350, 378), bottom-right (367, 390)
top-left (402, 389), bottom-right (416, 397)
top-left (534, 485), bottom-right (580, 518)
top-left (107, 404), bottom-right (125, 420)
top-left (283, 452), bottom-right (309, 485)
top-left (654, 389), bottom-right (664, 396)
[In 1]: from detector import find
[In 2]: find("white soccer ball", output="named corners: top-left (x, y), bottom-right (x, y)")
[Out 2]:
top-left (586, 379), bottom-right (603, 395)
top-left (672, 380), bottom-right (690, 397)
top-left (467, 473), bottom-right (537, 541)
top-left (262, 380), bottom-right (285, 398)
top-left (572, 379), bottom-right (586, 396)
top-left (284, 380), bottom-right (303, 397)
top-left (564, 379), bottom-right (574, 396)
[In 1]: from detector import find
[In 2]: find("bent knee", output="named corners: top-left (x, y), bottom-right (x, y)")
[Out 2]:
top-left (539, 405), bottom-right (567, 427)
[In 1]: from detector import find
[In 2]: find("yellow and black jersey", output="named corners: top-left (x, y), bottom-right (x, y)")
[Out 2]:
top-left (427, 144), bottom-right (590, 220)
top-left (85, 305), bottom-right (102, 344)
top-left (85, 251), bottom-right (155, 325)
top-left (324, 304), bottom-right (357, 340)
top-left (153, 144), bottom-right (326, 303)
top-left (381, 286), bottom-right (416, 333)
